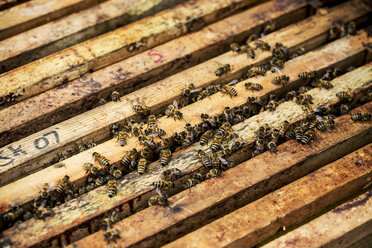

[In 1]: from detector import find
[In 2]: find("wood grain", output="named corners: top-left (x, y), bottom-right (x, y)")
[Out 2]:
top-left (262, 190), bottom-right (372, 248)
top-left (162, 145), bottom-right (372, 248)
top-left (0, 0), bottom-right (105, 40)
top-left (1, 70), bottom-right (371, 247)
top-left (0, 0), bottom-right (187, 73)
top-left (0, 0), bottom-right (309, 146)
top-left (0, 0), bottom-right (253, 106)
top-left (0, 2), bottom-right (367, 187)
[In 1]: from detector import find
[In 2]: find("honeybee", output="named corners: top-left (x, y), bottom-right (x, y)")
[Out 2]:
top-left (172, 132), bottom-right (184, 145)
top-left (103, 228), bottom-right (121, 244)
top-left (247, 96), bottom-right (258, 104)
top-left (230, 42), bottom-right (241, 53)
top-left (98, 98), bottom-right (107, 105)
top-left (99, 211), bottom-right (119, 231)
top-left (3, 207), bottom-right (24, 224)
top-left (148, 194), bottom-right (168, 206)
top-left (340, 104), bottom-right (350, 115)
top-left (182, 81), bottom-right (201, 98)
top-left (184, 178), bottom-right (201, 188)
top-left (267, 141), bottom-right (277, 153)
top-left (295, 94), bottom-right (313, 106)
top-left (109, 123), bottom-right (120, 136)
top-left (35, 205), bottom-right (55, 220)
top-left (272, 42), bottom-right (289, 60)
top-left (56, 175), bottom-right (71, 194)
top-left (262, 21), bottom-right (276, 35)
top-left (92, 152), bottom-right (110, 167)
top-left (165, 100), bottom-right (183, 120)
top-left (336, 90), bottom-right (354, 101)
top-left (128, 121), bottom-right (143, 136)
top-left (199, 130), bottom-right (213, 146)
top-left (95, 176), bottom-right (106, 187)
top-left (298, 71), bottom-right (316, 80)
top-left (253, 138), bottom-right (265, 156)
top-left (106, 180), bottom-right (117, 198)
top-left (198, 150), bottom-right (212, 168)
top-left (116, 130), bottom-right (129, 146)
top-left (301, 129), bottom-right (315, 144)
top-left (147, 114), bottom-right (158, 128)
top-left (347, 21), bottom-right (356, 35)
top-left (217, 122), bottom-right (232, 136)
top-left (137, 158), bottom-right (148, 174)
top-left (254, 40), bottom-right (270, 50)
top-left (294, 126), bottom-right (303, 142)
top-left (39, 183), bottom-right (52, 200)
top-left (161, 168), bottom-right (182, 181)
top-left (245, 45), bottom-right (255, 58)
top-left (229, 137), bottom-right (244, 151)
top-left (279, 120), bottom-right (290, 137)
top-left (111, 91), bottom-right (120, 102)
top-left (314, 105), bottom-right (331, 115)
top-left (256, 124), bottom-right (270, 138)
top-left (351, 112), bottom-right (371, 122)
top-left (205, 168), bottom-right (221, 179)
top-left (133, 104), bottom-right (150, 116)
top-left (246, 33), bottom-right (258, 44)
top-left (245, 66), bottom-right (266, 78)
top-left (152, 180), bottom-right (175, 189)
top-left (159, 149), bottom-right (172, 166)
top-left (86, 182), bottom-right (96, 191)
top-left (121, 148), bottom-right (138, 168)
top-left (192, 172), bottom-right (204, 181)
top-left (317, 79), bottom-right (333, 89)
top-left (265, 100), bottom-right (279, 111)
top-left (211, 135), bottom-right (222, 153)
top-left (272, 75), bottom-right (289, 86)
top-left (245, 82), bottom-right (263, 91)
top-left (329, 24), bottom-right (341, 40)
top-left (215, 64), bottom-right (231, 77)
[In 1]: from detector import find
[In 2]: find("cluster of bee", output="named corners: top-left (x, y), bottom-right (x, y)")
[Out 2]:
top-left (98, 90), bottom-right (122, 105)
top-left (99, 210), bottom-right (121, 244)
top-left (351, 112), bottom-right (371, 122)
top-left (329, 21), bottom-right (357, 41)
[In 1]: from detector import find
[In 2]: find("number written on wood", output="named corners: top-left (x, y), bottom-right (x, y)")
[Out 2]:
top-left (0, 130), bottom-right (60, 167)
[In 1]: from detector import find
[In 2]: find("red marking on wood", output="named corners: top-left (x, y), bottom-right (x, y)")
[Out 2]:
top-left (148, 49), bottom-right (163, 63)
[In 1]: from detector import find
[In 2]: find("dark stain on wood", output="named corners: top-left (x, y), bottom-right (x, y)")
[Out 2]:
top-left (333, 190), bottom-right (372, 213)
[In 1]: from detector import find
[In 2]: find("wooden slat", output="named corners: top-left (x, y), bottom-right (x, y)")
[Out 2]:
top-left (0, 0), bottom-right (187, 73)
top-left (162, 145), bottom-right (372, 248)
top-left (0, 0), bottom-right (105, 40)
top-left (0, 0), bottom-right (252, 106)
top-left (262, 190), bottom-right (372, 248)
top-left (0, 0), bottom-right (309, 147)
top-left (0, 1), bottom-right (367, 187)
top-left (0, 0), bottom-right (27, 11)
top-left (0, 30), bottom-right (370, 208)
top-left (1, 72), bottom-right (371, 247)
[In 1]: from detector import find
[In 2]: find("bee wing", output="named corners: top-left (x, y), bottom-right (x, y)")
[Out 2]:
top-left (190, 88), bottom-right (202, 93)
top-left (227, 79), bottom-right (239, 86)
top-left (272, 66), bottom-right (283, 75)
top-left (97, 189), bottom-right (108, 194)
top-left (156, 187), bottom-right (166, 197)
top-left (229, 137), bottom-right (237, 149)
top-left (218, 157), bottom-right (228, 165)
top-left (148, 133), bottom-right (159, 138)
top-left (48, 182), bottom-right (56, 191)
top-left (173, 100), bottom-right (178, 109)
top-left (316, 115), bottom-right (325, 122)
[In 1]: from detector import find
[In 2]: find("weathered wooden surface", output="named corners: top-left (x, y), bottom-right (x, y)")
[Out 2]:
top-left (0, 0), bottom-right (187, 73)
top-left (0, 3), bottom-right (368, 188)
top-left (0, 33), bottom-right (370, 210)
top-left (0, 0), bottom-right (308, 147)
top-left (162, 145), bottom-right (372, 248)
top-left (0, 0), bottom-right (252, 106)
top-left (0, 0), bottom-right (105, 40)
top-left (1, 81), bottom-right (371, 247)
top-left (262, 190), bottom-right (372, 248)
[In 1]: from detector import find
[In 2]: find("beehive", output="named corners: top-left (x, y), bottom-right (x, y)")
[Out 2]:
top-left (0, 0), bottom-right (371, 247)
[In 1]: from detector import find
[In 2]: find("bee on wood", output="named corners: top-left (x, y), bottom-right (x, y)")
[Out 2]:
top-left (245, 82), bottom-right (263, 91)
top-left (256, 124), bottom-right (270, 138)
top-left (104, 228), bottom-right (121, 244)
top-left (329, 24), bottom-right (341, 40)
top-left (200, 130), bottom-right (213, 146)
top-left (100, 211), bottom-right (119, 231)
top-left (205, 168), bottom-right (221, 179)
top-left (279, 120), bottom-right (290, 137)
top-left (294, 126), bottom-right (303, 142)
top-left (3, 207), bottom-right (24, 224)
top-left (111, 91), bottom-right (120, 102)
top-left (121, 148), bottom-right (138, 168)
top-left (172, 132), bottom-right (184, 146)
top-left (55, 175), bottom-right (71, 194)
top-left (301, 129), bottom-right (315, 144)
top-left (252, 137), bottom-right (265, 157)
top-left (340, 104), bottom-right (350, 115)
top-left (161, 168), bottom-right (182, 181)
top-left (265, 100), bottom-right (279, 112)
top-left (314, 105), bottom-right (331, 115)
top-left (262, 21), bottom-right (276, 35)
top-left (165, 100), bottom-right (183, 121)
top-left (109, 123), bottom-right (120, 137)
top-left (92, 152), bottom-right (110, 167)
top-left (183, 178), bottom-right (201, 189)
top-left (137, 157), bottom-right (148, 174)
top-left (198, 150), bottom-right (212, 168)
top-left (245, 66), bottom-right (266, 78)
top-left (147, 114), bottom-right (158, 128)
top-left (221, 85), bottom-right (237, 97)
top-left (128, 121), bottom-right (143, 137)
top-left (267, 141), bottom-right (277, 153)
top-left (35, 205), bottom-right (55, 220)
top-left (285, 91), bottom-right (296, 101)
top-left (346, 21), bottom-right (356, 35)
top-left (246, 33), bottom-right (258, 44)
top-left (271, 128), bottom-right (280, 143)
top-left (106, 180), bottom-right (117, 198)
top-left (230, 137), bottom-right (244, 152)
top-left (133, 104), bottom-right (151, 116)
top-left (215, 64), bottom-right (231, 77)
top-left (351, 112), bottom-right (371, 122)
top-left (192, 173), bottom-right (204, 181)
top-left (254, 40), bottom-right (270, 51)
top-left (95, 176), bottom-right (106, 187)
top-left (40, 183), bottom-right (52, 200)
top-left (230, 42), bottom-right (241, 53)
top-left (336, 90), bottom-right (354, 101)
top-left (298, 71), bottom-right (316, 80)
top-left (247, 96), bottom-right (258, 104)
top-left (295, 94), bottom-right (313, 106)
top-left (272, 75), bottom-right (289, 86)
top-left (244, 45), bottom-right (255, 58)
top-left (86, 182), bottom-right (96, 191)
top-left (116, 130), bottom-right (129, 146)
top-left (148, 194), bottom-right (168, 206)
top-left (159, 149), bottom-right (172, 166)
top-left (317, 79), bottom-right (333, 89)
top-left (152, 180), bottom-right (175, 189)
top-left (98, 98), bottom-right (107, 105)
top-left (182, 81), bottom-right (201, 98)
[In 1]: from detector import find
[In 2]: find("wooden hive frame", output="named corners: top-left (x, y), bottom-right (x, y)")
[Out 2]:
top-left (0, 0), bottom-right (371, 247)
